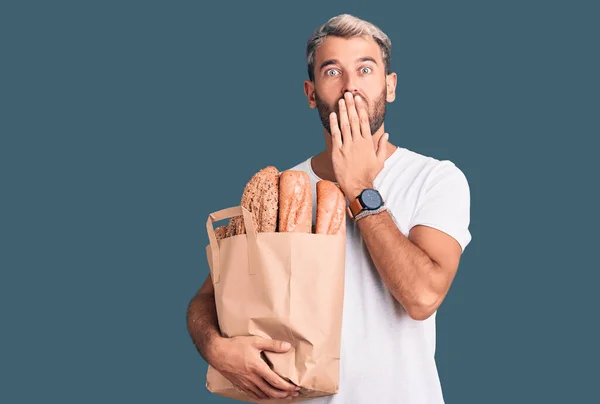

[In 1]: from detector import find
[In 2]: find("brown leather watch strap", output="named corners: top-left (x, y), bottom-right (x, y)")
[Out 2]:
top-left (348, 196), bottom-right (365, 219)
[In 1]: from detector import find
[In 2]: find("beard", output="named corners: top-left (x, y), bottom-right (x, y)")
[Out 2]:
top-left (315, 87), bottom-right (387, 136)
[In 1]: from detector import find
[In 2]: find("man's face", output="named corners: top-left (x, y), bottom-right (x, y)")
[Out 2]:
top-left (306, 35), bottom-right (395, 136)
top-left (315, 83), bottom-right (387, 136)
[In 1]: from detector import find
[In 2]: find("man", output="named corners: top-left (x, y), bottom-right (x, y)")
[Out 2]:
top-left (187, 14), bottom-right (471, 403)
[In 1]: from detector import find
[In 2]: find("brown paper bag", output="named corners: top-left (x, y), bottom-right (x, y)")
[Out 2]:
top-left (204, 204), bottom-right (346, 403)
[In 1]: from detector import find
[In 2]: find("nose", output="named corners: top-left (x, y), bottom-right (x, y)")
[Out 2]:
top-left (342, 72), bottom-right (360, 96)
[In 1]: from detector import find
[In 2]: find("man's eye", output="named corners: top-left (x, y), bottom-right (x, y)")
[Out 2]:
top-left (326, 69), bottom-right (339, 76)
top-left (361, 67), bottom-right (372, 74)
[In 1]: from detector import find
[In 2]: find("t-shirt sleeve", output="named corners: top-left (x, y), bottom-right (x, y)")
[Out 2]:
top-left (408, 161), bottom-right (472, 252)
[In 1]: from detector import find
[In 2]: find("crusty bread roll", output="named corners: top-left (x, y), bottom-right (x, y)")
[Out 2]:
top-left (315, 180), bottom-right (347, 235)
top-left (228, 165), bottom-right (280, 236)
top-left (214, 225), bottom-right (228, 240)
top-left (278, 170), bottom-right (312, 233)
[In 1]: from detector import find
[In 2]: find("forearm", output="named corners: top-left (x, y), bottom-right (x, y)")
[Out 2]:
top-left (186, 290), bottom-right (224, 366)
top-left (357, 210), bottom-right (442, 320)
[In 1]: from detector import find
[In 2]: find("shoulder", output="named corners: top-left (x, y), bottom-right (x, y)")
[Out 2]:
top-left (402, 147), bottom-right (464, 172)
top-left (380, 147), bottom-right (469, 196)
top-left (424, 160), bottom-right (469, 199)
top-left (398, 149), bottom-right (472, 251)
top-left (396, 147), bottom-right (468, 189)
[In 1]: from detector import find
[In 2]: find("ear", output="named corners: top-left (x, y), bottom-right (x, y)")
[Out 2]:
top-left (385, 72), bottom-right (397, 103)
top-left (304, 80), bottom-right (317, 109)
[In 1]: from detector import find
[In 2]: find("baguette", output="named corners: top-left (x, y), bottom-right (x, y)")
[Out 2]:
top-left (315, 180), bottom-right (347, 235)
top-left (278, 170), bottom-right (312, 233)
top-left (228, 165), bottom-right (279, 236)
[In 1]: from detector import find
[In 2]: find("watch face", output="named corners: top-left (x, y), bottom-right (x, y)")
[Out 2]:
top-left (360, 189), bottom-right (382, 210)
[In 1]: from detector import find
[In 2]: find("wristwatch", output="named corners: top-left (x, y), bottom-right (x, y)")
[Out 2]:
top-left (347, 188), bottom-right (386, 220)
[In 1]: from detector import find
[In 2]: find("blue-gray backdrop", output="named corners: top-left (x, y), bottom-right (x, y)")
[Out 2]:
top-left (2, 1), bottom-right (598, 403)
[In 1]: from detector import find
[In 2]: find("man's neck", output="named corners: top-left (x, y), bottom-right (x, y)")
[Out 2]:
top-left (311, 151), bottom-right (337, 182)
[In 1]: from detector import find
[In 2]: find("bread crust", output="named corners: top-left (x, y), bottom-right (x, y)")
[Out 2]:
top-left (315, 180), bottom-right (347, 235)
top-left (214, 225), bottom-right (228, 240)
top-left (278, 170), bottom-right (312, 233)
top-left (217, 168), bottom-right (347, 238)
top-left (228, 166), bottom-right (279, 235)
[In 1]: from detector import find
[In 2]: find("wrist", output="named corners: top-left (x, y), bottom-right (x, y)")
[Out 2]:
top-left (346, 182), bottom-right (374, 201)
top-left (355, 205), bottom-right (387, 221)
top-left (205, 333), bottom-right (228, 369)
top-left (347, 186), bottom-right (385, 221)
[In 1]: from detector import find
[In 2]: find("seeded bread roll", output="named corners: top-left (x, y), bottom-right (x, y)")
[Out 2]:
top-left (228, 165), bottom-right (280, 235)
top-left (214, 225), bottom-right (228, 240)
top-left (225, 219), bottom-right (237, 238)
top-left (315, 180), bottom-right (347, 235)
top-left (278, 170), bottom-right (312, 233)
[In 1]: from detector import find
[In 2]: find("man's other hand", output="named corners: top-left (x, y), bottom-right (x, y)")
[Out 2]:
top-left (213, 335), bottom-right (301, 400)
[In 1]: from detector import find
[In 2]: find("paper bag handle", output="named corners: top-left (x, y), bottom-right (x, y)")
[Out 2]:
top-left (206, 205), bottom-right (257, 283)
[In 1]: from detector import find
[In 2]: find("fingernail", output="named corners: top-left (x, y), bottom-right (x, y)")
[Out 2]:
top-left (282, 342), bottom-right (291, 349)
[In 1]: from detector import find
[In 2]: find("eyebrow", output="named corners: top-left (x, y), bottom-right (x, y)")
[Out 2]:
top-left (319, 57), bottom-right (378, 72)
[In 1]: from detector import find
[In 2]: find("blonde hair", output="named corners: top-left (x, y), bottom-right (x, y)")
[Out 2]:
top-left (306, 14), bottom-right (392, 81)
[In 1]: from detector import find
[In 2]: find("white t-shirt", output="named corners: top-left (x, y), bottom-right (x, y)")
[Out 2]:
top-left (284, 146), bottom-right (471, 404)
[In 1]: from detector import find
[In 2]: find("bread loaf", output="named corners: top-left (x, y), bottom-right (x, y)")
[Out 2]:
top-left (214, 225), bottom-right (228, 240)
top-left (224, 218), bottom-right (238, 238)
top-left (228, 165), bottom-right (280, 236)
top-left (315, 180), bottom-right (347, 235)
top-left (217, 166), bottom-right (346, 238)
top-left (278, 170), bottom-right (312, 233)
